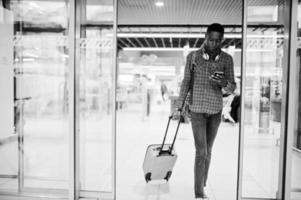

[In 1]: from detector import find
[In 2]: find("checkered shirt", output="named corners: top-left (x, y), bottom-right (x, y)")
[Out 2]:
top-left (178, 49), bottom-right (236, 114)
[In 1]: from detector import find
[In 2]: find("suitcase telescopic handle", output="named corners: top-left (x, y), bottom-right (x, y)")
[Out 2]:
top-left (159, 91), bottom-right (189, 156)
top-left (159, 54), bottom-right (195, 156)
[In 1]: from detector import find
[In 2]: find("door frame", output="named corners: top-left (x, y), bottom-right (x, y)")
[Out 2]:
top-left (236, 0), bottom-right (247, 198)
top-left (283, 0), bottom-right (300, 199)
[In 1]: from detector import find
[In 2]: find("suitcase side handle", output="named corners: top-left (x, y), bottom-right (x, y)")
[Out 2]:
top-left (158, 116), bottom-right (173, 156)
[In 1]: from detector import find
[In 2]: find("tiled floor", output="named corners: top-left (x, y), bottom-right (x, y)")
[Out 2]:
top-left (0, 101), bottom-right (301, 199)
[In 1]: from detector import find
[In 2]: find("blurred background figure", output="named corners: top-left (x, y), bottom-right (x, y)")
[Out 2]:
top-left (160, 81), bottom-right (168, 101)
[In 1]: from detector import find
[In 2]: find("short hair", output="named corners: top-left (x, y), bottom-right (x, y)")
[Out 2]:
top-left (206, 23), bottom-right (224, 37)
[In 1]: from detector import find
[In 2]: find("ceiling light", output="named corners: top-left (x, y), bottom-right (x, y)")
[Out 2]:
top-left (155, 1), bottom-right (164, 7)
top-left (123, 47), bottom-right (196, 51)
top-left (122, 47), bottom-right (275, 52)
top-left (117, 33), bottom-right (285, 39)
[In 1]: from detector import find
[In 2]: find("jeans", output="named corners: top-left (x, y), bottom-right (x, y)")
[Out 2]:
top-left (190, 111), bottom-right (221, 198)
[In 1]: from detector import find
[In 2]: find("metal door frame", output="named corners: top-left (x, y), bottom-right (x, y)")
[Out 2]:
top-left (283, 0), bottom-right (300, 199)
top-left (236, 0), bottom-right (247, 199)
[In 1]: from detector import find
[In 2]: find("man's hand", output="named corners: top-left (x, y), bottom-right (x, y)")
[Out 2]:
top-left (172, 109), bottom-right (182, 120)
top-left (210, 72), bottom-right (227, 86)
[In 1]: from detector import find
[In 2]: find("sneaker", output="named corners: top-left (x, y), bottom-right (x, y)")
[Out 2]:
top-left (195, 194), bottom-right (209, 199)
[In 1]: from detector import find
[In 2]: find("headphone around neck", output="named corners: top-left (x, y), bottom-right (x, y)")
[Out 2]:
top-left (202, 48), bottom-right (220, 62)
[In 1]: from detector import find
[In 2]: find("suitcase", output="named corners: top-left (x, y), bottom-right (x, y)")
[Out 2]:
top-left (142, 115), bottom-right (182, 183)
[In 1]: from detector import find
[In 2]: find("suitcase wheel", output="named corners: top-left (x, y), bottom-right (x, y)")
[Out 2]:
top-left (145, 172), bottom-right (151, 182)
top-left (164, 171), bottom-right (172, 181)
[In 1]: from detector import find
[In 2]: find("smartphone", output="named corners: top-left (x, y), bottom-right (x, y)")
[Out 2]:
top-left (214, 71), bottom-right (224, 77)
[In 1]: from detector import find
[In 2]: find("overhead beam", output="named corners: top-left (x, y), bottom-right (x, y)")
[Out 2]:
top-left (152, 38), bottom-right (158, 48)
top-left (161, 38), bottom-right (165, 48)
top-left (193, 38), bottom-right (199, 48)
top-left (224, 39), bottom-right (235, 48)
top-left (118, 38), bottom-right (128, 48)
top-left (134, 38), bottom-right (144, 47)
top-left (125, 38), bottom-right (136, 47)
top-left (143, 38), bottom-right (151, 47)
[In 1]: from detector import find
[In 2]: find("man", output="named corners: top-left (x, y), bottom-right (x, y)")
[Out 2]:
top-left (173, 23), bottom-right (236, 199)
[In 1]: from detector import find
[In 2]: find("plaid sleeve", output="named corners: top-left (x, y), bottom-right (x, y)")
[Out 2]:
top-left (177, 52), bottom-right (193, 109)
top-left (223, 55), bottom-right (236, 93)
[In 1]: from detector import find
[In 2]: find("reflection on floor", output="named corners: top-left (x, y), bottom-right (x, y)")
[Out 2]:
top-left (0, 100), bottom-right (301, 200)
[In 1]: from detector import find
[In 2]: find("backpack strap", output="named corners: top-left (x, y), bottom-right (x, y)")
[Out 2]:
top-left (189, 52), bottom-right (196, 104)
top-left (190, 51), bottom-right (196, 72)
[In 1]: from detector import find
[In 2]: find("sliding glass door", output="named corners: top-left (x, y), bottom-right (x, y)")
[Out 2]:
top-left (284, 0), bottom-right (301, 199)
top-left (0, 0), bottom-right (71, 198)
top-left (77, 0), bottom-right (116, 198)
top-left (0, 0), bottom-right (117, 199)
top-left (239, 0), bottom-right (290, 199)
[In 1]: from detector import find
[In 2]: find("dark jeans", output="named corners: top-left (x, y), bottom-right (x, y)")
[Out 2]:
top-left (190, 111), bottom-right (221, 198)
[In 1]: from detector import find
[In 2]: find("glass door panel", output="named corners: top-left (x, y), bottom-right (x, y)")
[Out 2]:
top-left (0, 4), bottom-right (17, 192)
top-left (78, 0), bottom-right (115, 196)
top-left (0, 0), bottom-right (117, 199)
top-left (241, 0), bottom-right (286, 199)
top-left (0, 0), bottom-right (71, 198)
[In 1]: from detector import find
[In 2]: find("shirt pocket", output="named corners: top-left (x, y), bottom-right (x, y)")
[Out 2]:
top-left (214, 63), bottom-right (224, 73)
